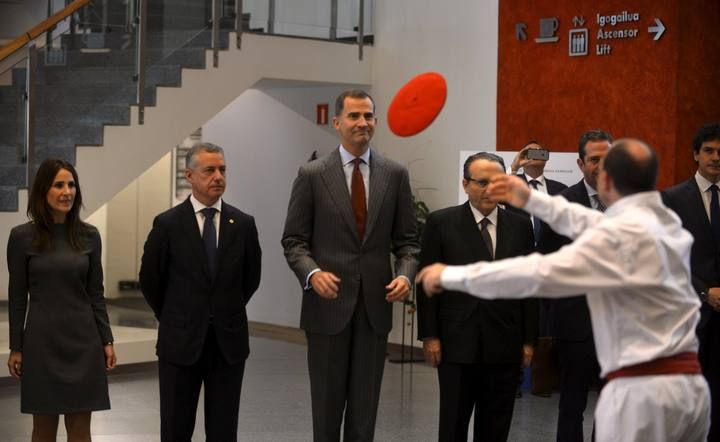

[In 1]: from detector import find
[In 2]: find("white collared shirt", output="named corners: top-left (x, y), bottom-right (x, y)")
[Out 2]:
top-left (469, 203), bottom-right (498, 256)
top-left (190, 194), bottom-right (222, 246)
top-left (524, 174), bottom-right (549, 195)
top-left (339, 144), bottom-right (370, 205)
top-left (442, 190), bottom-right (700, 377)
top-left (695, 171), bottom-right (720, 221)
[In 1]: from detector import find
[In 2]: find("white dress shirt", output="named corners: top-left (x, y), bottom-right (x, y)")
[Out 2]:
top-left (695, 171), bottom-right (720, 221)
top-left (441, 190), bottom-right (700, 378)
top-left (190, 194), bottom-right (222, 246)
top-left (524, 174), bottom-right (549, 195)
top-left (469, 203), bottom-right (498, 256)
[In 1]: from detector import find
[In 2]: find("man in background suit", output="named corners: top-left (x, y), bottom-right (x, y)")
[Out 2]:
top-left (508, 141), bottom-right (567, 397)
top-left (281, 90), bottom-right (419, 442)
top-left (539, 129), bottom-right (612, 441)
top-left (140, 143), bottom-right (262, 442)
top-left (417, 152), bottom-right (537, 441)
top-left (509, 141), bottom-right (568, 215)
top-left (662, 122), bottom-right (720, 441)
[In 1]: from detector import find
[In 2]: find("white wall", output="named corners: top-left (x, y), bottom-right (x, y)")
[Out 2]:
top-left (371, 0), bottom-right (499, 345)
top-left (104, 153), bottom-right (172, 299)
top-left (371, 0), bottom-right (499, 211)
top-left (203, 84), bottom-right (363, 327)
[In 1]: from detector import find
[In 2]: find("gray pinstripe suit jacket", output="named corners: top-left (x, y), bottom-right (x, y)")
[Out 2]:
top-left (282, 147), bottom-right (419, 335)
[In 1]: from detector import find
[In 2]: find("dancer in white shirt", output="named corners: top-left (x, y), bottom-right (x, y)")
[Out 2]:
top-left (417, 139), bottom-right (710, 442)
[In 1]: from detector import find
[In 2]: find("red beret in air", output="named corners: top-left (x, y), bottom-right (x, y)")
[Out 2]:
top-left (387, 72), bottom-right (447, 137)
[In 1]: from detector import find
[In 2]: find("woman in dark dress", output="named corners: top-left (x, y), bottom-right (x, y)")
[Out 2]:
top-left (6, 159), bottom-right (116, 441)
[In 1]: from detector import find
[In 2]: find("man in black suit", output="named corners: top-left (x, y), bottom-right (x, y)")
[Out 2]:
top-left (539, 129), bottom-right (612, 442)
top-left (140, 142), bottom-right (262, 442)
top-left (417, 152), bottom-right (537, 441)
top-left (662, 122), bottom-right (720, 441)
top-left (510, 141), bottom-right (567, 198)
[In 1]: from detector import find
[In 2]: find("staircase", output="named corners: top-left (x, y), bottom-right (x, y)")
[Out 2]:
top-left (0, 0), bottom-right (242, 211)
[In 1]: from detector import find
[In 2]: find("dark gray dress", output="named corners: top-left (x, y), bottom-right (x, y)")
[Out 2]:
top-left (7, 222), bottom-right (113, 414)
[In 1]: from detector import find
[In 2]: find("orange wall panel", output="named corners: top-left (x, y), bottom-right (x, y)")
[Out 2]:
top-left (497, 0), bottom-right (719, 188)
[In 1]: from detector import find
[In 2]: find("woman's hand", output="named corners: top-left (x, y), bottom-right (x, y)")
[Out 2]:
top-left (104, 344), bottom-right (117, 371)
top-left (7, 351), bottom-right (22, 379)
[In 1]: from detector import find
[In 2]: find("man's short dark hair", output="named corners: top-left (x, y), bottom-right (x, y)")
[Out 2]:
top-left (463, 152), bottom-right (506, 179)
top-left (523, 140), bottom-right (542, 149)
top-left (335, 90), bottom-right (375, 116)
top-left (186, 142), bottom-right (224, 170)
top-left (604, 139), bottom-right (657, 195)
top-left (578, 129), bottom-right (613, 160)
top-left (692, 123), bottom-right (720, 154)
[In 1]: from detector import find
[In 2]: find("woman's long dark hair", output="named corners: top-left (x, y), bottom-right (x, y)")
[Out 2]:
top-left (27, 159), bottom-right (88, 252)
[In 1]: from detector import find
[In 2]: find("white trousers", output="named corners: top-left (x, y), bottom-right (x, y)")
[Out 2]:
top-left (595, 374), bottom-right (710, 442)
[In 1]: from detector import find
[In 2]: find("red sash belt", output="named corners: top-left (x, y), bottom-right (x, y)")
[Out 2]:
top-left (607, 352), bottom-right (701, 381)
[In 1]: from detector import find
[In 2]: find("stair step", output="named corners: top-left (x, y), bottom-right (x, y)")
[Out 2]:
top-left (0, 186), bottom-right (20, 212)
top-left (36, 84), bottom-right (156, 106)
top-left (0, 165), bottom-right (26, 186)
top-left (36, 104), bottom-right (130, 126)
top-left (0, 144), bottom-right (24, 164)
top-left (35, 122), bottom-right (104, 146)
top-left (54, 46), bottom-right (206, 69)
top-left (36, 64), bottom-right (181, 86)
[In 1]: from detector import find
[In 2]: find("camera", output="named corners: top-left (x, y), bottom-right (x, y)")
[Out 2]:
top-left (526, 149), bottom-right (549, 161)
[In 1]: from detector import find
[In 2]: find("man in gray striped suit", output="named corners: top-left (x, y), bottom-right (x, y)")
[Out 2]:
top-left (282, 90), bottom-right (419, 442)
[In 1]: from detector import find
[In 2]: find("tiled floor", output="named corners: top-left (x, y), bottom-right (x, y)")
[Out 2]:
top-left (0, 302), bottom-right (597, 441)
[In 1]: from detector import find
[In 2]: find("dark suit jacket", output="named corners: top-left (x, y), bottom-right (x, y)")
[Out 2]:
top-left (662, 177), bottom-right (720, 336)
top-left (139, 198), bottom-right (262, 366)
top-left (538, 179), bottom-right (594, 341)
top-left (510, 174), bottom-right (568, 230)
top-left (281, 148), bottom-right (419, 335)
top-left (416, 202), bottom-right (537, 364)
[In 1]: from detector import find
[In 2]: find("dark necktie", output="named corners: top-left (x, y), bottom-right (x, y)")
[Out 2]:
top-left (479, 218), bottom-right (494, 260)
top-left (351, 158), bottom-right (367, 240)
top-left (709, 185), bottom-right (720, 244)
top-left (592, 194), bottom-right (607, 212)
top-left (201, 207), bottom-right (218, 276)
top-left (528, 180), bottom-right (542, 240)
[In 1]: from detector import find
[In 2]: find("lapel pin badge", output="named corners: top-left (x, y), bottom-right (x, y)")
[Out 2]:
top-left (229, 219), bottom-right (235, 224)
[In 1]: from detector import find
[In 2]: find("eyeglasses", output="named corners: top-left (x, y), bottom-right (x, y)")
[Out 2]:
top-left (465, 177), bottom-right (490, 187)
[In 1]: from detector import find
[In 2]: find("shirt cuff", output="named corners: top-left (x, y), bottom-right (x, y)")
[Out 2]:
top-left (304, 268), bottom-right (321, 290)
top-left (441, 265), bottom-right (470, 292)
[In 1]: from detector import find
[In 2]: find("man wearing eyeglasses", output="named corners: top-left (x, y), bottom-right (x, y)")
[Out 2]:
top-left (282, 90), bottom-right (418, 442)
top-left (416, 152), bottom-right (537, 441)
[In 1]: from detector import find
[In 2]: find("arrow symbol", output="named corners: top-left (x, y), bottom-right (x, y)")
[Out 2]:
top-left (516, 23), bottom-right (527, 41)
top-left (648, 18), bottom-right (665, 41)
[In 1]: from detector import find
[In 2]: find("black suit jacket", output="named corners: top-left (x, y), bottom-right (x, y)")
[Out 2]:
top-left (538, 180), bottom-right (593, 341)
top-left (662, 177), bottom-right (720, 336)
top-left (139, 198), bottom-right (262, 366)
top-left (416, 202), bottom-right (537, 364)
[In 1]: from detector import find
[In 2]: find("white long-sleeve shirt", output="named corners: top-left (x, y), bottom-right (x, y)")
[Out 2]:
top-left (441, 190), bottom-right (700, 378)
